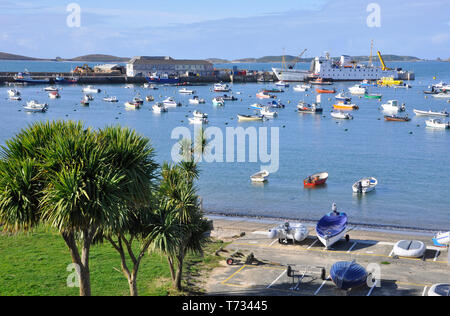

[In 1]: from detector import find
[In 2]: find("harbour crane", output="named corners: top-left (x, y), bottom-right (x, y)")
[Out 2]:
top-left (288, 49), bottom-right (308, 69)
top-left (377, 51), bottom-right (392, 71)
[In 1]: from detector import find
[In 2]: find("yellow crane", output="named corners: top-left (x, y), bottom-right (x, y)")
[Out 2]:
top-left (377, 51), bottom-right (391, 71)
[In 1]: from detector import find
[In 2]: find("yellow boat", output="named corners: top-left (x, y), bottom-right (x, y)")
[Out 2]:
top-left (333, 102), bottom-right (359, 110)
top-left (377, 77), bottom-right (403, 86)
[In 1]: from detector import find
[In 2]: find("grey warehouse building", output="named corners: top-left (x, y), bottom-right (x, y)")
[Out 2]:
top-left (126, 56), bottom-right (214, 77)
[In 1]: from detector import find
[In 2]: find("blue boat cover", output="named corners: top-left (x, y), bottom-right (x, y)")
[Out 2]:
top-left (330, 260), bottom-right (368, 290)
top-left (316, 212), bottom-right (347, 238)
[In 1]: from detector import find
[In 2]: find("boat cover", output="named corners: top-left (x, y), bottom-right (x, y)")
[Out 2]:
top-left (316, 212), bottom-right (347, 238)
top-left (330, 260), bottom-right (368, 290)
top-left (428, 284), bottom-right (450, 296)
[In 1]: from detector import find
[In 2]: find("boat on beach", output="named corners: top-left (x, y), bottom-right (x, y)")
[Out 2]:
top-left (268, 222), bottom-right (308, 243)
top-left (413, 109), bottom-right (448, 117)
top-left (303, 172), bottom-right (328, 187)
top-left (432, 231), bottom-right (450, 247)
top-left (316, 205), bottom-right (349, 248)
top-left (352, 177), bottom-right (377, 193)
top-left (250, 170), bottom-right (270, 183)
top-left (330, 260), bottom-right (368, 291)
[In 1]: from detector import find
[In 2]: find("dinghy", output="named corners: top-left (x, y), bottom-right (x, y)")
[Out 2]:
top-left (259, 106), bottom-right (278, 117)
top-left (413, 109), bottom-right (449, 117)
top-left (352, 177), bottom-right (377, 193)
top-left (237, 114), bottom-right (264, 121)
top-left (384, 115), bottom-right (411, 122)
top-left (250, 170), bottom-right (270, 183)
top-left (188, 116), bottom-right (208, 124)
top-left (428, 284), bottom-right (450, 296)
top-left (303, 172), bottom-right (328, 187)
top-left (364, 93), bottom-right (382, 99)
top-left (316, 204), bottom-right (348, 248)
top-left (330, 260), bottom-right (368, 291)
top-left (268, 222), bottom-right (308, 243)
top-left (432, 231), bottom-right (450, 247)
top-left (316, 88), bottom-right (336, 94)
top-left (392, 240), bottom-right (426, 258)
top-left (331, 111), bottom-right (353, 120)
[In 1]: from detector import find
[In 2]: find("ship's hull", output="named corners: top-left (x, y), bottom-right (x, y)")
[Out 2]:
top-left (145, 77), bottom-right (179, 84)
top-left (272, 68), bottom-right (310, 82)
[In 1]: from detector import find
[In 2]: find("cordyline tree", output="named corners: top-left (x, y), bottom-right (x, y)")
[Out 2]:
top-left (0, 121), bottom-right (157, 296)
top-left (150, 128), bottom-right (212, 291)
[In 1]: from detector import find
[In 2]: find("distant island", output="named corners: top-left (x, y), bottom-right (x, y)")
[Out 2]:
top-left (0, 52), bottom-right (130, 63)
top-left (0, 51), bottom-right (439, 64)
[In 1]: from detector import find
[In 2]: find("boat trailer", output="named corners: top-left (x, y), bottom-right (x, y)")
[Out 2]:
top-left (286, 264), bottom-right (327, 291)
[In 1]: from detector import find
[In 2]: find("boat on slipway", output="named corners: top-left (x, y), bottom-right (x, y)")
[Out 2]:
top-left (316, 204), bottom-right (349, 248)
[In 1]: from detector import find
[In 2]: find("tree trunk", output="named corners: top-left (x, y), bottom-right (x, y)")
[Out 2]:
top-left (129, 276), bottom-right (138, 296)
top-left (175, 260), bottom-right (183, 291)
top-left (62, 231), bottom-right (92, 296)
top-left (167, 256), bottom-right (176, 281)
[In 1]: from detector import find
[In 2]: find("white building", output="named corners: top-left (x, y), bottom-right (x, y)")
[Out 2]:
top-left (126, 56), bottom-right (214, 77)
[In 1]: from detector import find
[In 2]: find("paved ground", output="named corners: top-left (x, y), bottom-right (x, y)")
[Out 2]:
top-left (206, 216), bottom-right (449, 296)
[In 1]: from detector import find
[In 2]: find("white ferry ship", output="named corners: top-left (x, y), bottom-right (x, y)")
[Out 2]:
top-left (273, 52), bottom-right (414, 82)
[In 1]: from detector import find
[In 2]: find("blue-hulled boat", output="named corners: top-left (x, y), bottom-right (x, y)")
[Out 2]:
top-left (316, 207), bottom-right (348, 248)
top-left (330, 260), bottom-right (368, 291)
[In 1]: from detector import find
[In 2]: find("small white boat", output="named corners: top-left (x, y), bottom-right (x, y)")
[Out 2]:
top-left (335, 92), bottom-right (351, 101)
top-left (381, 100), bottom-right (405, 113)
top-left (24, 100), bottom-right (48, 112)
top-left (189, 96), bottom-right (206, 104)
top-left (213, 83), bottom-right (230, 92)
top-left (81, 95), bottom-right (90, 106)
top-left (331, 111), bottom-right (353, 120)
top-left (44, 86), bottom-right (58, 92)
top-left (268, 222), bottom-right (308, 243)
top-left (7, 89), bottom-right (20, 97)
top-left (188, 116), bottom-right (208, 124)
top-left (275, 81), bottom-right (289, 87)
top-left (348, 85), bottom-right (366, 95)
top-left (392, 240), bottom-right (426, 258)
top-left (250, 170), bottom-right (270, 183)
top-left (179, 88), bottom-right (195, 94)
top-left (48, 91), bottom-right (60, 99)
top-left (433, 92), bottom-right (450, 98)
top-left (163, 97), bottom-right (180, 107)
top-left (152, 103), bottom-right (167, 113)
top-left (425, 119), bottom-right (450, 129)
top-left (212, 97), bottom-right (224, 106)
top-left (352, 177), bottom-right (377, 194)
top-left (103, 96), bottom-right (118, 102)
top-left (124, 101), bottom-right (141, 110)
top-left (82, 85), bottom-right (101, 93)
top-left (237, 114), bottom-right (264, 121)
top-left (413, 109), bottom-right (449, 117)
top-left (259, 106), bottom-right (278, 117)
top-left (433, 231), bottom-right (450, 246)
top-left (293, 84), bottom-right (310, 92)
top-left (193, 110), bottom-right (207, 119)
top-left (9, 96), bottom-right (21, 101)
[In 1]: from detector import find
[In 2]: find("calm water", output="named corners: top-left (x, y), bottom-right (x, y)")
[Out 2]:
top-left (0, 60), bottom-right (449, 230)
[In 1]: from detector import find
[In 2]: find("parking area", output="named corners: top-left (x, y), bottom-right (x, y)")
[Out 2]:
top-left (207, 219), bottom-right (449, 296)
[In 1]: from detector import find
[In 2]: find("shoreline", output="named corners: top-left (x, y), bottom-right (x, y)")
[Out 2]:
top-left (205, 211), bottom-right (444, 237)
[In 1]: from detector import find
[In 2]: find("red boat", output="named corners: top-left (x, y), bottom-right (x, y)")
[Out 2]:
top-left (316, 88), bottom-right (336, 94)
top-left (303, 172), bottom-right (329, 187)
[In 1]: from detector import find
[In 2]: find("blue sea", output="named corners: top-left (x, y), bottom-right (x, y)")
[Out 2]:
top-left (0, 60), bottom-right (449, 231)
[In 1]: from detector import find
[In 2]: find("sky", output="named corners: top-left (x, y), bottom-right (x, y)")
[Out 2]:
top-left (0, 0), bottom-right (449, 60)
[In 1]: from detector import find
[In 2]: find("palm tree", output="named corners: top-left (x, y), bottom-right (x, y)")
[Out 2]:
top-left (0, 121), bottom-right (156, 296)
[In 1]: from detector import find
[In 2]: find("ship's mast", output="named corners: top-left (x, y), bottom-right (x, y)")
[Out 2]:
top-left (369, 40), bottom-right (374, 67)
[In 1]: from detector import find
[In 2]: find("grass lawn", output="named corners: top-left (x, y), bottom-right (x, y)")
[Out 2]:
top-left (0, 227), bottom-right (225, 296)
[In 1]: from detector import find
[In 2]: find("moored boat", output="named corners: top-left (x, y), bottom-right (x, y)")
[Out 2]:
top-left (7, 89), bottom-right (20, 97)
top-left (331, 111), bottom-right (353, 120)
top-left (213, 83), bottom-right (230, 92)
top-left (425, 119), bottom-right (450, 129)
top-left (48, 91), bottom-right (60, 99)
top-left (316, 88), bottom-right (336, 94)
top-left (348, 85), bottom-right (367, 95)
top-left (82, 85), bottom-right (101, 93)
top-left (189, 96), bottom-right (206, 104)
top-left (212, 97), bottom-right (225, 106)
top-left (193, 110), bottom-right (208, 119)
top-left (259, 106), bottom-right (278, 117)
top-left (413, 109), bottom-right (448, 117)
top-left (333, 101), bottom-right (359, 110)
top-left (124, 101), bottom-right (141, 110)
top-left (163, 97), bottom-right (180, 107)
top-left (250, 170), bottom-right (270, 183)
top-left (303, 172), bottom-right (328, 187)
top-left (310, 78), bottom-right (333, 85)
top-left (297, 101), bottom-right (323, 113)
top-left (188, 116), bottom-right (208, 124)
top-left (237, 114), bottom-right (264, 121)
top-left (384, 115), bottom-right (411, 122)
top-left (152, 103), bottom-right (167, 113)
top-left (352, 177), bottom-right (378, 193)
top-left (179, 88), bottom-right (195, 94)
top-left (24, 100), bottom-right (48, 112)
top-left (256, 91), bottom-right (275, 99)
top-left (381, 100), bottom-right (405, 112)
top-left (103, 96), bottom-right (118, 102)
top-left (293, 84), bottom-right (310, 92)
top-left (364, 93), bottom-right (382, 99)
